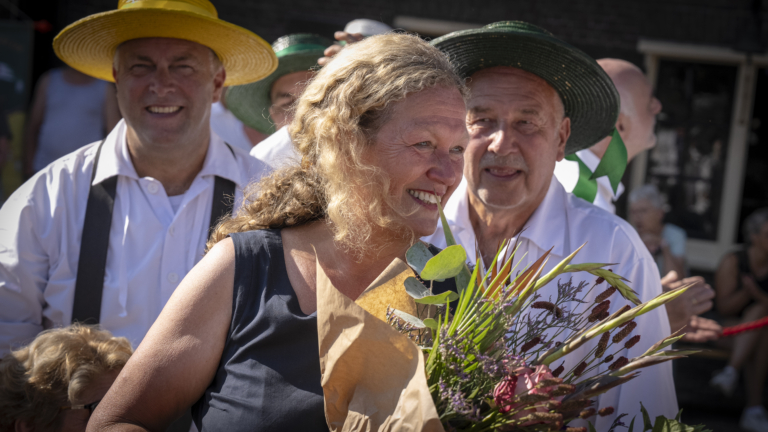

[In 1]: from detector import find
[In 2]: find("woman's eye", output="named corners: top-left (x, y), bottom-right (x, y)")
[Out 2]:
top-left (450, 146), bottom-right (465, 154)
top-left (414, 141), bottom-right (431, 148)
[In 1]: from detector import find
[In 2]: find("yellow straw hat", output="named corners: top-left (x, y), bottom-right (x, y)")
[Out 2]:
top-left (53, 0), bottom-right (278, 86)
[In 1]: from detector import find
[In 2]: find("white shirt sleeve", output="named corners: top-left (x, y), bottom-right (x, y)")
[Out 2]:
top-left (0, 176), bottom-right (53, 355)
top-left (593, 228), bottom-right (678, 430)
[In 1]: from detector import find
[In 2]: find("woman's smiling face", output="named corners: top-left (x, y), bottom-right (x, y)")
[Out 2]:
top-left (365, 86), bottom-right (468, 238)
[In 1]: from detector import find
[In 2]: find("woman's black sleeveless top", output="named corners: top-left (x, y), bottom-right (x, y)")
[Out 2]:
top-left (191, 229), bottom-right (455, 431)
top-left (192, 229), bottom-right (328, 431)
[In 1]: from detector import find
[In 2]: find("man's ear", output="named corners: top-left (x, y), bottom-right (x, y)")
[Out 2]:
top-left (555, 116), bottom-right (571, 161)
top-left (112, 66), bottom-right (118, 83)
top-left (616, 112), bottom-right (630, 135)
top-left (211, 67), bottom-right (226, 103)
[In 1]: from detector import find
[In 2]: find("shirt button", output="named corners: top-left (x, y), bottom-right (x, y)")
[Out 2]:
top-left (167, 272), bottom-right (179, 283)
top-left (147, 182), bottom-right (159, 194)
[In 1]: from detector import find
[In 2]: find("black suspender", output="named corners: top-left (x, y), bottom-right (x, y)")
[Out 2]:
top-left (71, 142), bottom-right (237, 324)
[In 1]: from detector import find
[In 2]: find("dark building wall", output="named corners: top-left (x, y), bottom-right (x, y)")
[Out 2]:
top-left (55, 0), bottom-right (768, 68)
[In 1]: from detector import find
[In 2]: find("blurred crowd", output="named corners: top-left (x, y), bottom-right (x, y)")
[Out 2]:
top-left (1, 1), bottom-right (767, 431)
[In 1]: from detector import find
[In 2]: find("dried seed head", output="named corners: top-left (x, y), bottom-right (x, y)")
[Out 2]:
top-left (532, 301), bottom-right (564, 318)
top-left (624, 335), bottom-right (641, 349)
top-left (552, 363), bottom-right (565, 378)
top-left (555, 341), bottom-right (562, 347)
top-left (618, 319), bottom-right (636, 328)
top-left (595, 277), bottom-right (605, 285)
top-left (538, 377), bottom-right (564, 387)
top-left (530, 412), bottom-right (562, 422)
top-left (566, 428), bottom-right (588, 432)
top-left (612, 321), bottom-right (638, 344)
top-left (558, 398), bottom-right (591, 413)
top-left (520, 336), bottom-right (541, 352)
top-left (595, 332), bottom-right (610, 358)
top-left (603, 354), bottom-right (614, 363)
top-left (608, 356), bottom-right (629, 371)
top-left (574, 361), bottom-right (588, 376)
top-left (588, 300), bottom-right (611, 321)
top-left (598, 406), bottom-right (615, 417)
top-left (579, 408), bottom-right (597, 419)
top-left (595, 286), bottom-right (617, 303)
top-left (550, 384), bottom-right (576, 396)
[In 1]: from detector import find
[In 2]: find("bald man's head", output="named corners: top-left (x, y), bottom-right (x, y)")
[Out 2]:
top-left (597, 58), bottom-right (662, 161)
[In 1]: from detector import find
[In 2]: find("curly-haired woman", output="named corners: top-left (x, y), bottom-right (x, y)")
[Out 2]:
top-left (89, 33), bottom-right (468, 431)
top-left (0, 325), bottom-right (132, 432)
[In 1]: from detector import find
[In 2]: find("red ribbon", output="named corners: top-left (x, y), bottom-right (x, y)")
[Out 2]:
top-left (720, 316), bottom-right (768, 337)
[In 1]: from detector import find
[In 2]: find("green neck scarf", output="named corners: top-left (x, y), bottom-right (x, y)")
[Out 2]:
top-left (564, 128), bottom-right (628, 203)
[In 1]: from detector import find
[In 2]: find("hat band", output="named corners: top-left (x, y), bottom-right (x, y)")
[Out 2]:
top-left (276, 43), bottom-right (328, 57)
top-left (120, 0), bottom-right (215, 18)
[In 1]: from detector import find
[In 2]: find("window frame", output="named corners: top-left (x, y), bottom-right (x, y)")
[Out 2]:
top-left (632, 39), bottom-right (761, 271)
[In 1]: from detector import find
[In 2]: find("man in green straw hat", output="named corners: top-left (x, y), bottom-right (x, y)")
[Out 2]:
top-left (0, 0), bottom-right (275, 403)
top-left (424, 21), bottom-right (678, 429)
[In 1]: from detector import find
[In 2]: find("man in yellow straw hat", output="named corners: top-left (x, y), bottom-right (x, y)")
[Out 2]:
top-left (0, 0), bottom-right (276, 364)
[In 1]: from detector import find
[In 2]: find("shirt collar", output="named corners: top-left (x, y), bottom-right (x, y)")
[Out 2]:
top-left (443, 176), bottom-right (568, 259)
top-left (92, 119), bottom-right (245, 187)
top-left (517, 176), bottom-right (567, 257)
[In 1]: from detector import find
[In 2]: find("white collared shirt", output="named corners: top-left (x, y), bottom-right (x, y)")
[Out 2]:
top-left (423, 176), bottom-right (677, 429)
top-left (250, 126), bottom-right (300, 170)
top-left (0, 120), bottom-right (269, 353)
top-left (554, 148), bottom-right (625, 214)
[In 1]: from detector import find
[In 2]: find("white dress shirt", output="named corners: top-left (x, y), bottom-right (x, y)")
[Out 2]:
top-left (250, 126), bottom-right (300, 170)
top-left (554, 148), bottom-right (625, 214)
top-left (423, 176), bottom-right (677, 429)
top-left (0, 120), bottom-right (269, 353)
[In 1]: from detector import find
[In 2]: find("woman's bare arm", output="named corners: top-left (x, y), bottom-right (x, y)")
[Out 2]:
top-left (88, 239), bottom-right (236, 432)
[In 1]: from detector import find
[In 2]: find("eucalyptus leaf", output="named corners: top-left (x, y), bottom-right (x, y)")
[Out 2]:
top-left (421, 245), bottom-right (467, 280)
top-left (406, 242), bottom-right (433, 276)
top-left (414, 290), bottom-right (459, 305)
top-left (404, 277), bottom-right (431, 299)
top-left (423, 318), bottom-right (438, 331)
top-left (392, 309), bottom-right (426, 329)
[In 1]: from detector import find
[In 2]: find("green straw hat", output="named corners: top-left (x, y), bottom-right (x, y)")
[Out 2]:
top-left (432, 21), bottom-right (619, 155)
top-left (225, 33), bottom-right (332, 134)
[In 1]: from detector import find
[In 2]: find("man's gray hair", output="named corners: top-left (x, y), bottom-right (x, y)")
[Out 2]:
top-left (628, 184), bottom-right (664, 209)
top-left (743, 207), bottom-right (768, 245)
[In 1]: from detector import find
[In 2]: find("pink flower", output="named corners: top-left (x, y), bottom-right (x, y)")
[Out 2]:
top-left (493, 365), bottom-right (562, 425)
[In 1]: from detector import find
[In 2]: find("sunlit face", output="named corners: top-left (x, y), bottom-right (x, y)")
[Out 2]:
top-left (269, 70), bottom-right (314, 130)
top-left (365, 86), bottom-right (468, 237)
top-left (628, 198), bottom-right (664, 233)
top-left (113, 38), bottom-right (225, 149)
top-left (57, 370), bottom-right (120, 432)
top-left (464, 67), bottom-right (570, 212)
top-left (624, 73), bottom-right (662, 159)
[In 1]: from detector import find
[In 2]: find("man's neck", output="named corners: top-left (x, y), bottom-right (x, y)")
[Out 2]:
top-left (590, 135), bottom-right (611, 159)
top-left (125, 127), bottom-right (210, 196)
top-left (467, 189), bottom-right (544, 268)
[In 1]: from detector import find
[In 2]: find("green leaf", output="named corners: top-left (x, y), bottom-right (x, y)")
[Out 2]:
top-left (406, 242), bottom-right (433, 276)
top-left (414, 290), bottom-right (459, 305)
top-left (641, 402), bottom-right (653, 430)
top-left (404, 277), bottom-right (431, 299)
top-left (391, 309), bottom-right (425, 329)
top-left (628, 417), bottom-right (636, 432)
top-left (423, 318), bottom-right (438, 331)
top-left (420, 245), bottom-right (467, 281)
top-left (588, 422), bottom-right (597, 432)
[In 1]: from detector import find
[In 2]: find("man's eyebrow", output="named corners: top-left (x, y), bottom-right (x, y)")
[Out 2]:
top-left (520, 108), bottom-right (540, 115)
top-left (468, 106), bottom-right (493, 115)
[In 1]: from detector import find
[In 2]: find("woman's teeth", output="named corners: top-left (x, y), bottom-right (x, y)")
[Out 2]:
top-left (147, 106), bottom-right (181, 114)
top-left (408, 189), bottom-right (441, 204)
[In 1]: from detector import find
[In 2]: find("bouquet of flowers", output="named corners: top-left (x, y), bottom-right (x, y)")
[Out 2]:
top-left (316, 207), bottom-right (710, 432)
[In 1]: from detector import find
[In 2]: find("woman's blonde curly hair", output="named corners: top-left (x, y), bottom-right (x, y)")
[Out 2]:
top-left (0, 324), bottom-right (132, 431)
top-left (208, 33), bottom-right (466, 255)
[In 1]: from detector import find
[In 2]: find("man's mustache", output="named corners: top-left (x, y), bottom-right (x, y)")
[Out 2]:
top-left (478, 153), bottom-right (528, 172)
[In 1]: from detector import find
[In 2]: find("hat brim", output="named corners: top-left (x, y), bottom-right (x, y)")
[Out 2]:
top-left (225, 50), bottom-right (323, 134)
top-left (432, 29), bottom-right (619, 154)
top-left (53, 9), bottom-right (277, 86)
